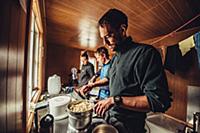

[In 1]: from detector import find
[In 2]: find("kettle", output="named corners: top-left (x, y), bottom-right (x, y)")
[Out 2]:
top-left (48, 74), bottom-right (61, 95)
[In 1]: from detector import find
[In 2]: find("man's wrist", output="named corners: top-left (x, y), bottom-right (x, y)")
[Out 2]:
top-left (88, 82), bottom-right (95, 88)
top-left (113, 96), bottom-right (123, 106)
top-left (111, 97), bottom-right (115, 105)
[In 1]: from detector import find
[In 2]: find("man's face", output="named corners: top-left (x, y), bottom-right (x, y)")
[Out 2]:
top-left (80, 56), bottom-right (88, 65)
top-left (99, 24), bottom-right (123, 52)
top-left (95, 53), bottom-right (105, 65)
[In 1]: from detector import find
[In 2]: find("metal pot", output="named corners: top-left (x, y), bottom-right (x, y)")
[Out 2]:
top-left (92, 124), bottom-right (118, 133)
top-left (66, 100), bottom-right (93, 130)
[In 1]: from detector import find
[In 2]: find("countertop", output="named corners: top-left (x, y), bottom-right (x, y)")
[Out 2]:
top-left (32, 92), bottom-right (105, 133)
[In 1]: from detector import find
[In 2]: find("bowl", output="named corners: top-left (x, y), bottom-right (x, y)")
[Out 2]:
top-left (92, 124), bottom-right (118, 133)
top-left (66, 100), bottom-right (94, 130)
top-left (48, 95), bottom-right (71, 120)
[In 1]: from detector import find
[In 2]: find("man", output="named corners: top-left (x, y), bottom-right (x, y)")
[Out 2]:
top-left (78, 51), bottom-right (95, 87)
top-left (80, 9), bottom-right (172, 133)
top-left (89, 47), bottom-right (111, 99)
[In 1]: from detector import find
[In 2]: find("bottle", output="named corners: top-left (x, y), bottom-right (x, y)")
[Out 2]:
top-left (47, 74), bottom-right (61, 95)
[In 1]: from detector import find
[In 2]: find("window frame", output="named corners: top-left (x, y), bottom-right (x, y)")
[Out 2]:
top-left (26, 0), bottom-right (44, 132)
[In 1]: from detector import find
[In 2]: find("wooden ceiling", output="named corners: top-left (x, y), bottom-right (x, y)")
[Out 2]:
top-left (45, 0), bottom-right (200, 50)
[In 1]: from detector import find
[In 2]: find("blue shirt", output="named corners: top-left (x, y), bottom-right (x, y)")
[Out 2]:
top-left (97, 61), bottom-right (111, 99)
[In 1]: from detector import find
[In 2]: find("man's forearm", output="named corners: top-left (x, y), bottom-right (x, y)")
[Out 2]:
top-left (91, 78), bottom-right (109, 88)
top-left (120, 96), bottom-right (150, 112)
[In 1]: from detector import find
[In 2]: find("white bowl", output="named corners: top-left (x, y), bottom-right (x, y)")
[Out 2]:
top-left (49, 95), bottom-right (71, 120)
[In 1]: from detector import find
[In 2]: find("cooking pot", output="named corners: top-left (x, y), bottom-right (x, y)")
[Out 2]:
top-left (66, 100), bottom-right (94, 130)
top-left (92, 124), bottom-right (118, 133)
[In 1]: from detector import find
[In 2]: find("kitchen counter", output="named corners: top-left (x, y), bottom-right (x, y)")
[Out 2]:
top-left (33, 92), bottom-right (188, 133)
top-left (33, 100), bottom-right (189, 133)
top-left (145, 113), bottom-right (187, 133)
top-left (31, 92), bottom-right (105, 133)
top-left (35, 107), bottom-right (105, 133)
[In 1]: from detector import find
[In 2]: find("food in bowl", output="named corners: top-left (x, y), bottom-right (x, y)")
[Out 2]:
top-left (67, 100), bottom-right (94, 130)
top-left (68, 100), bottom-right (94, 113)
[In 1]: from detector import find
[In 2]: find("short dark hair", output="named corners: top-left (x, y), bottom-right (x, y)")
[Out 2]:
top-left (81, 51), bottom-right (88, 60)
top-left (95, 47), bottom-right (109, 59)
top-left (98, 8), bottom-right (128, 29)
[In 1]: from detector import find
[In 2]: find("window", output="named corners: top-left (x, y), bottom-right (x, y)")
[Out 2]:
top-left (27, 11), bottom-right (41, 109)
top-left (26, 0), bottom-right (44, 132)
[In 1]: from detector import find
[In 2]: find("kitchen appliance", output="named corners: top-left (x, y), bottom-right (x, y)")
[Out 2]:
top-left (49, 95), bottom-right (71, 120)
top-left (48, 74), bottom-right (61, 95)
top-left (92, 124), bottom-right (118, 133)
top-left (67, 100), bottom-right (94, 130)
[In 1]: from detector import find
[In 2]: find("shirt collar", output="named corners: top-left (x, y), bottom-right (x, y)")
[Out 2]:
top-left (116, 36), bottom-right (133, 55)
top-left (103, 60), bottom-right (111, 66)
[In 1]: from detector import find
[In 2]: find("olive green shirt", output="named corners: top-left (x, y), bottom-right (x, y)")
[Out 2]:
top-left (106, 37), bottom-right (171, 119)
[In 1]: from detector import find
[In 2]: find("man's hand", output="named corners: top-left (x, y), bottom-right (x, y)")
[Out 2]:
top-left (79, 83), bottom-right (94, 96)
top-left (95, 97), bottom-right (114, 117)
top-left (88, 76), bottom-right (96, 84)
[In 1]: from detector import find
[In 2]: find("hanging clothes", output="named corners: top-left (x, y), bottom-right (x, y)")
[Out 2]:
top-left (164, 44), bottom-right (182, 74)
top-left (194, 32), bottom-right (200, 68)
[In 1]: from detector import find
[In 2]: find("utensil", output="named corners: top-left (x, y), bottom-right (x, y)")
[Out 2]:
top-left (73, 88), bottom-right (88, 100)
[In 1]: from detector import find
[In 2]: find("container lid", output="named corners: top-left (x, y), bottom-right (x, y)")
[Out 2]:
top-left (40, 114), bottom-right (54, 128)
top-left (49, 95), bottom-right (71, 107)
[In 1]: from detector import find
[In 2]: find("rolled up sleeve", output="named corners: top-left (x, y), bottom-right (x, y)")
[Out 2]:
top-left (135, 48), bottom-right (172, 112)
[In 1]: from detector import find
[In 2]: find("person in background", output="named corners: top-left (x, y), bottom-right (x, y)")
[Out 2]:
top-left (80, 8), bottom-right (172, 133)
top-left (89, 46), bottom-right (111, 100)
top-left (78, 51), bottom-right (95, 87)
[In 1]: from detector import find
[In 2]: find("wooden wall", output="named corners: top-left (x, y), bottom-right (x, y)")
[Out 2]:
top-left (165, 48), bottom-right (200, 121)
top-left (0, 0), bottom-right (27, 133)
top-left (45, 44), bottom-right (82, 87)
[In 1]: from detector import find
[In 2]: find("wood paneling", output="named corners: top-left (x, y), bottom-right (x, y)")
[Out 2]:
top-left (45, 44), bottom-right (82, 88)
top-left (165, 48), bottom-right (200, 121)
top-left (0, 1), bottom-right (10, 132)
top-left (0, 0), bottom-right (28, 132)
top-left (45, 0), bottom-right (200, 50)
top-left (16, 5), bottom-right (27, 133)
top-left (143, 25), bottom-right (200, 47)
top-left (7, 1), bottom-right (19, 131)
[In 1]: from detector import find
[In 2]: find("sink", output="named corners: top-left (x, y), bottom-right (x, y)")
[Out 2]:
top-left (145, 113), bottom-right (186, 133)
